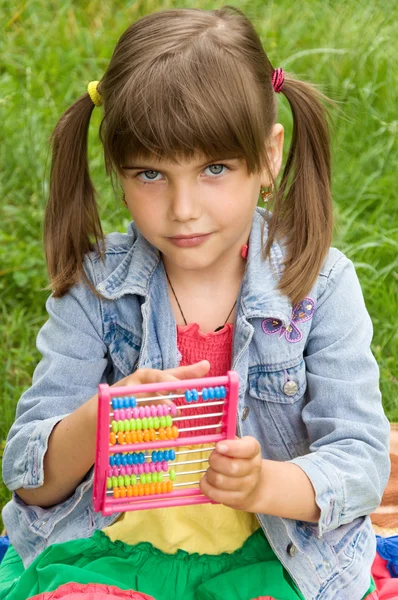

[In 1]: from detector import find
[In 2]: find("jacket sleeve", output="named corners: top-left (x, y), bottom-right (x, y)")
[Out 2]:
top-left (2, 275), bottom-right (107, 491)
top-left (290, 254), bottom-right (390, 536)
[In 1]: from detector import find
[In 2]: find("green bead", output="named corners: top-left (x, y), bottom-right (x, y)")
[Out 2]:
top-left (166, 415), bottom-right (172, 427)
top-left (111, 420), bottom-right (118, 433)
top-left (147, 473), bottom-right (152, 484)
top-left (124, 419), bottom-right (130, 432)
top-left (148, 417), bottom-right (154, 429)
top-left (112, 476), bottom-right (118, 488)
top-left (160, 416), bottom-right (166, 428)
top-left (141, 474), bottom-right (147, 485)
top-left (152, 472), bottom-right (158, 483)
top-left (158, 473), bottom-right (163, 483)
top-left (136, 418), bottom-right (142, 430)
top-left (118, 475), bottom-right (124, 487)
top-left (131, 475), bottom-right (137, 486)
top-left (169, 469), bottom-right (176, 481)
top-left (124, 475), bottom-right (131, 486)
top-left (153, 417), bottom-right (160, 429)
top-left (107, 477), bottom-right (113, 490)
top-left (142, 417), bottom-right (148, 429)
top-left (118, 420), bottom-right (125, 432)
top-left (130, 418), bottom-right (136, 431)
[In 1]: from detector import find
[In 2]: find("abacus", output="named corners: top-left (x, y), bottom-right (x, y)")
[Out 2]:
top-left (93, 371), bottom-right (239, 515)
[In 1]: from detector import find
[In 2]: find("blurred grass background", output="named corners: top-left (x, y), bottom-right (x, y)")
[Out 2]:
top-left (0, 0), bottom-right (397, 519)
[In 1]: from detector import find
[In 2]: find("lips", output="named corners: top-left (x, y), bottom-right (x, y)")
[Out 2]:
top-left (168, 233), bottom-right (212, 248)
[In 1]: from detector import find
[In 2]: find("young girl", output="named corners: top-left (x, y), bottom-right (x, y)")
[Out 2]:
top-left (0, 6), bottom-right (390, 600)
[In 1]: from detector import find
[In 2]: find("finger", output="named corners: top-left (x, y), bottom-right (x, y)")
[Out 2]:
top-left (215, 436), bottom-right (261, 460)
top-left (164, 360), bottom-right (211, 380)
top-left (208, 451), bottom-right (258, 478)
top-left (200, 475), bottom-right (245, 508)
top-left (205, 467), bottom-right (253, 490)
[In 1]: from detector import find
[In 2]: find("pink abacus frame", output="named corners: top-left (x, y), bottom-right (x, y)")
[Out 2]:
top-left (93, 371), bottom-right (239, 516)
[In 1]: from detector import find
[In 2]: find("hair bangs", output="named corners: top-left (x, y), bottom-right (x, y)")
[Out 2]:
top-left (102, 40), bottom-right (272, 174)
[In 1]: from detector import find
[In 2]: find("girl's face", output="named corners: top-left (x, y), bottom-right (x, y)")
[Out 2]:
top-left (120, 125), bottom-right (283, 276)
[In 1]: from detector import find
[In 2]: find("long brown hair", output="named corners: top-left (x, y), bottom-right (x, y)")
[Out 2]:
top-left (46, 6), bottom-right (333, 303)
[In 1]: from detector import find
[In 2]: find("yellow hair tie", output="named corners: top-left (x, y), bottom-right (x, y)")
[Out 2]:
top-left (87, 81), bottom-right (103, 107)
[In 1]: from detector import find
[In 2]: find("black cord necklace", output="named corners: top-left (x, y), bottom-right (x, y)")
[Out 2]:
top-left (165, 271), bottom-right (237, 332)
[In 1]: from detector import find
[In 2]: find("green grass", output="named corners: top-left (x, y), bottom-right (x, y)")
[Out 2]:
top-left (0, 0), bottom-right (397, 522)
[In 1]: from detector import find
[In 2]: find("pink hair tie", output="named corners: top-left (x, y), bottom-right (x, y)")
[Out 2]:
top-left (272, 67), bottom-right (284, 93)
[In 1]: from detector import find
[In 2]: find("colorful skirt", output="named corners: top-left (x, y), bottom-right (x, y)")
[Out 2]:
top-left (0, 528), bottom-right (376, 600)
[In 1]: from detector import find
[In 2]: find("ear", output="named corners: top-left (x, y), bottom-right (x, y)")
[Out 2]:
top-left (261, 123), bottom-right (284, 185)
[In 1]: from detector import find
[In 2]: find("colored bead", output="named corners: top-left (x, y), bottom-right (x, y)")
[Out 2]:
top-left (137, 484), bottom-right (144, 496)
top-left (144, 405), bottom-right (151, 418)
top-left (120, 466), bottom-right (126, 476)
top-left (131, 475), bottom-right (137, 486)
top-left (220, 386), bottom-right (226, 398)
top-left (214, 387), bottom-right (221, 399)
top-left (156, 462), bottom-right (162, 472)
top-left (159, 428), bottom-right (167, 440)
top-left (137, 430), bottom-right (144, 443)
top-left (142, 417), bottom-right (148, 430)
top-left (132, 407), bottom-right (139, 419)
top-left (120, 486), bottom-right (127, 498)
top-left (159, 416), bottom-right (166, 428)
top-left (127, 485), bottom-right (133, 497)
top-left (109, 432), bottom-right (116, 445)
top-left (163, 450), bottom-right (169, 461)
top-left (112, 466), bottom-right (118, 477)
top-left (107, 468), bottom-right (112, 478)
top-left (117, 398), bottom-right (123, 409)
top-left (152, 471), bottom-right (158, 483)
top-left (124, 475), bottom-right (131, 486)
top-left (153, 417), bottom-right (160, 430)
top-left (119, 409), bottom-right (126, 420)
top-left (132, 453), bottom-right (139, 464)
top-left (161, 482), bottom-right (167, 493)
top-left (125, 431), bottom-right (132, 444)
top-left (115, 454), bottom-right (122, 466)
top-left (158, 473), bottom-right (163, 482)
top-left (118, 475), bottom-right (124, 487)
top-left (202, 388), bottom-right (208, 400)
top-left (166, 426), bottom-right (173, 439)
top-left (111, 420), bottom-right (118, 433)
top-left (126, 465), bottom-right (132, 476)
top-left (112, 399), bottom-right (117, 410)
top-left (130, 396), bottom-right (137, 408)
top-left (170, 450), bottom-right (176, 460)
top-left (124, 419), bottom-right (130, 431)
top-left (131, 431), bottom-right (137, 443)
top-left (121, 455), bottom-right (127, 466)
top-left (152, 451), bottom-right (158, 463)
top-left (166, 415), bottom-right (172, 427)
top-left (150, 483), bottom-right (156, 495)
top-left (127, 454), bottom-right (134, 465)
top-left (138, 407), bottom-right (145, 418)
top-left (113, 487), bottom-right (120, 499)
top-left (126, 408), bottom-right (132, 420)
top-left (138, 464), bottom-right (144, 474)
top-left (117, 431), bottom-right (125, 444)
top-left (170, 403), bottom-right (177, 416)
top-left (141, 474), bottom-right (147, 485)
top-left (144, 462), bottom-right (150, 474)
top-left (148, 417), bottom-right (154, 429)
top-left (158, 451), bottom-right (164, 462)
top-left (132, 465), bottom-right (139, 475)
top-left (150, 429), bottom-right (157, 441)
top-left (185, 390), bottom-right (192, 403)
top-left (157, 405), bottom-right (164, 417)
top-left (123, 398), bottom-right (130, 409)
top-left (150, 405), bottom-right (157, 417)
top-left (147, 473), bottom-right (152, 484)
top-left (167, 480), bottom-right (173, 492)
top-left (112, 476), bottom-right (118, 487)
top-left (135, 418), bottom-right (142, 431)
top-left (192, 389), bottom-right (199, 402)
top-left (169, 468), bottom-right (176, 481)
top-left (172, 426), bottom-right (179, 439)
top-left (155, 482), bottom-right (162, 494)
top-left (162, 460), bottom-right (168, 472)
top-left (107, 477), bottom-right (112, 489)
top-left (133, 485), bottom-right (139, 497)
top-left (143, 430), bottom-right (150, 442)
top-left (113, 410), bottom-right (120, 421)
top-left (139, 453), bottom-right (145, 464)
top-left (144, 484), bottom-right (150, 496)
top-left (118, 420), bottom-right (125, 432)
top-left (109, 455), bottom-right (115, 466)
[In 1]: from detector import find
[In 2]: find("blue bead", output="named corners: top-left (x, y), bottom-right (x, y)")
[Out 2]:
top-left (202, 388), bottom-right (208, 400)
top-left (158, 451), bottom-right (164, 462)
top-left (185, 390), bottom-right (192, 403)
top-left (208, 387), bottom-right (215, 399)
top-left (117, 398), bottom-right (123, 409)
top-left (130, 396), bottom-right (137, 408)
top-left (133, 453), bottom-right (139, 464)
top-left (139, 452), bottom-right (145, 464)
top-left (215, 387), bottom-right (221, 399)
top-left (170, 449), bottom-right (176, 460)
top-left (115, 454), bottom-right (122, 466)
top-left (109, 455), bottom-right (115, 466)
top-left (111, 399), bottom-right (117, 410)
top-left (152, 451), bottom-right (158, 463)
top-left (121, 455), bottom-right (128, 466)
top-left (123, 398), bottom-right (129, 408)
top-left (192, 389), bottom-right (199, 402)
top-left (127, 454), bottom-right (134, 465)
top-left (163, 450), bottom-right (169, 461)
top-left (220, 386), bottom-right (226, 398)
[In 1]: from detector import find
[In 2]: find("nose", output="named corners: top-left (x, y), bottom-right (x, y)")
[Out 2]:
top-left (168, 182), bottom-right (201, 222)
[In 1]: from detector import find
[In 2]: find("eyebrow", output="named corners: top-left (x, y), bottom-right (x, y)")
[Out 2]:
top-left (121, 158), bottom-right (241, 170)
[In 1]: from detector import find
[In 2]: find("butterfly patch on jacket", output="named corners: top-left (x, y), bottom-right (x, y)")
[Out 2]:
top-left (261, 298), bottom-right (316, 343)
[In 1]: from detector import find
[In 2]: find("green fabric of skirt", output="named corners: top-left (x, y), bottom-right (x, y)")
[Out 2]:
top-left (0, 529), bottom-right (376, 600)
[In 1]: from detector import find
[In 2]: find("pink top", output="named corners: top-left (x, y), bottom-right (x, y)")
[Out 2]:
top-left (174, 323), bottom-right (233, 436)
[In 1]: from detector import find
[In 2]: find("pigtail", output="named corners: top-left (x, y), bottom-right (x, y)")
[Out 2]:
top-left (265, 74), bottom-right (333, 306)
top-left (44, 93), bottom-right (104, 298)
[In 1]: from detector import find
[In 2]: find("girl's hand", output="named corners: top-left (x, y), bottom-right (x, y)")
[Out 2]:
top-left (200, 436), bottom-right (263, 512)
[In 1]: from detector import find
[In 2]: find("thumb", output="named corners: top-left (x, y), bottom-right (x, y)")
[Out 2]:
top-left (165, 360), bottom-right (211, 380)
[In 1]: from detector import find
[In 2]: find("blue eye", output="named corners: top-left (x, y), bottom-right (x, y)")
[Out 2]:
top-left (137, 170), bottom-right (162, 182)
top-left (204, 164), bottom-right (227, 176)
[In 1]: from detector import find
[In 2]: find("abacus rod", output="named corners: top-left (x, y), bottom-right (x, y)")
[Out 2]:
top-left (109, 400), bottom-right (225, 418)
top-left (109, 393), bottom-right (227, 404)
top-left (109, 432), bottom-right (224, 452)
top-left (105, 479), bottom-right (201, 495)
top-left (108, 411), bottom-right (223, 428)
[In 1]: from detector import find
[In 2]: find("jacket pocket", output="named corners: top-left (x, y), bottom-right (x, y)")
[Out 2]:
top-left (107, 323), bottom-right (142, 378)
top-left (248, 357), bottom-right (307, 404)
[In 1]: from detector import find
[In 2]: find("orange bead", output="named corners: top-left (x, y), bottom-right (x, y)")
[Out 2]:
top-left (155, 483), bottom-right (162, 494)
top-left (159, 428), bottom-right (167, 440)
top-left (113, 487), bottom-right (120, 499)
top-left (167, 480), bottom-right (173, 492)
top-left (143, 430), bottom-right (150, 442)
top-left (133, 486), bottom-right (139, 497)
top-left (150, 429), bottom-right (157, 441)
top-left (137, 430), bottom-right (144, 443)
top-left (131, 431), bottom-right (138, 443)
top-left (165, 427), bottom-right (172, 439)
top-left (127, 485), bottom-right (133, 497)
top-left (109, 432), bottom-right (116, 446)
top-left (161, 482), bottom-right (167, 493)
top-left (172, 425), bottom-right (179, 439)
top-left (137, 484), bottom-right (144, 496)
top-left (125, 431), bottom-right (132, 444)
top-left (144, 484), bottom-right (150, 496)
top-left (117, 431), bottom-right (125, 445)
top-left (150, 483), bottom-right (156, 495)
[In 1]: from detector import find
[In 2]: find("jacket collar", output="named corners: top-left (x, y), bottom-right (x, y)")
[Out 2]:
top-left (96, 208), bottom-right (292, 328)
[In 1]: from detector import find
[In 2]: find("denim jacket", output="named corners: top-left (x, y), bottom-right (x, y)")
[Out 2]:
top-left (2, 208), bottom-right (390, 599)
